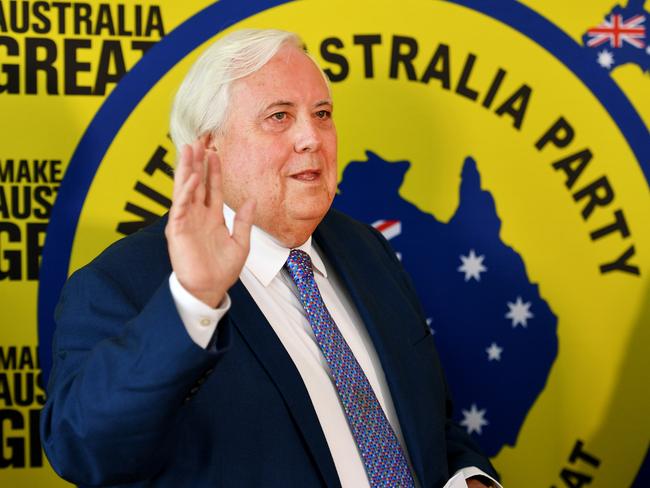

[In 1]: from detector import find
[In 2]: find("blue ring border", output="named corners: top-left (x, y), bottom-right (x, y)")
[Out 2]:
top-left (38, 0), bottom-right (650, 382)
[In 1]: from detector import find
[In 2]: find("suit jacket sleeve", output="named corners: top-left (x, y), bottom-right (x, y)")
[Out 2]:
top-left (40, 225), bottom-right (230, 486)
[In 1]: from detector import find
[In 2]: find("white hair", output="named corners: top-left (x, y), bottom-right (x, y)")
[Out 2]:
top-left (170, 29), bottom-right (306, 152)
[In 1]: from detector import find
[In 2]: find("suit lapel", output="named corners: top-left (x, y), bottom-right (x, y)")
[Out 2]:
top-left (227, 280), bottom-right (341, 488)
top-left (224, 210), bottom-right (440, 487)
top-left (314, 212), bottom-right (438, 487)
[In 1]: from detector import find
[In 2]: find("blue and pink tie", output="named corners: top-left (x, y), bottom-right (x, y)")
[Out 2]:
top-left (285, 249), bottom-right (415, 488)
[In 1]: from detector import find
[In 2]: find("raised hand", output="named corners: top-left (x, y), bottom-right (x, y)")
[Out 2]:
top-left (165, 138), bottom-right (256, 307)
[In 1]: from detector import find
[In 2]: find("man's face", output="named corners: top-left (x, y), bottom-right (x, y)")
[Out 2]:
top-left (213, 44), bottom-right (338, 245)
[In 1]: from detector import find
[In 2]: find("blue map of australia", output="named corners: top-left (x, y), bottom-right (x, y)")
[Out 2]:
top-left (334, 151), bottom-right (559, 456)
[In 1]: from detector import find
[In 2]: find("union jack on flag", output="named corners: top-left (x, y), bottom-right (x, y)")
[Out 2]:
top-left (586, 14), bottom-right (646, 49)
top-left (372, 219), bottom-right (402, 240)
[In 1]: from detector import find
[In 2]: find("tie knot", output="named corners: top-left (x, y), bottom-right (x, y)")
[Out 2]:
top-left (285, 249), bottom-right (314, 283)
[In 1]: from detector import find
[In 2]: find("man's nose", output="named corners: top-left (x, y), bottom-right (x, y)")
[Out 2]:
top-left (293, 118), bottom-right (322, 153)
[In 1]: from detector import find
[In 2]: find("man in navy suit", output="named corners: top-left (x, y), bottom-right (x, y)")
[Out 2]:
top-left (41, 29), bottom-right (499, 487)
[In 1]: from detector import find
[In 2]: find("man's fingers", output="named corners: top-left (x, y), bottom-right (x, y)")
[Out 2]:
top-left (192, 138), bottom-right (205, 167)
top-left (192, 139), bottom-right (207, 204)
top-left (232, 199), bottom-right (256, 250)
top-left (173, 144), bottom-right (194, 201)
top-left (206, 151), bottom-right (223, 211)
top-left (171, 172), bottom-right (200, 221)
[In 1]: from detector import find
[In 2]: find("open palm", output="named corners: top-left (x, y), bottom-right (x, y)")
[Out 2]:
top-left (165, 140), bottom-right (255, 307)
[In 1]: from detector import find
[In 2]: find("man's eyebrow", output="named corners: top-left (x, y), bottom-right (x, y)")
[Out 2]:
top-left (262, 100), bottom-right (295, 112)
top-left (261, 99), bottom-right (333, 113)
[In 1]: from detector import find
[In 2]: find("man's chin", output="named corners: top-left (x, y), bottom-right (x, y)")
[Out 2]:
top-left (288, 201), bottom-right (332, 223)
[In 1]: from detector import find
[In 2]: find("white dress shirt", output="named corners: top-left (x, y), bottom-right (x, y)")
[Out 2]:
top-left (168, 205), bottom-right (502, 488)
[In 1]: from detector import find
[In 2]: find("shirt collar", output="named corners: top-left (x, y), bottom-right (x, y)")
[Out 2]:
top-left (223, 204), bottom-right (328, 287)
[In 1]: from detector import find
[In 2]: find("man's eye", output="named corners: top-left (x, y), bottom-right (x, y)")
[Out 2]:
top-left (271, 112), bottom-right (287, 121)
top-left (315, 110), bottom-right (331, 119)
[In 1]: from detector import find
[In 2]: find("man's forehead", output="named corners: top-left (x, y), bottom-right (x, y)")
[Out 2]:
top-left (230, 46), bottom-right (330, 97)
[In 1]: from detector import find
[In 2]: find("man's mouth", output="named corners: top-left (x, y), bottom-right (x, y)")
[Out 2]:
top-left (290, 169), bottom-right (321, 181)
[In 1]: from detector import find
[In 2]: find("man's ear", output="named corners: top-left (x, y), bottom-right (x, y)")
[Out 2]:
top-left (200, 132), bottom-right (217, 152)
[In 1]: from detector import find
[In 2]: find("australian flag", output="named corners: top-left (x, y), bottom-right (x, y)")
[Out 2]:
top-left (581, 0), bottom-right (650, 73)
top-left (334, 151), bottom-right (559, 456)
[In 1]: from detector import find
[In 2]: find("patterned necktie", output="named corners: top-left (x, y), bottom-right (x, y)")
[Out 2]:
top-left (285, 249), bottom-right (415, 488)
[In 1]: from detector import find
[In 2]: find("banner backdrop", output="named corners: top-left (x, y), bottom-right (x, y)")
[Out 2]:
top-left (1, 0), bottom-right (648, 486)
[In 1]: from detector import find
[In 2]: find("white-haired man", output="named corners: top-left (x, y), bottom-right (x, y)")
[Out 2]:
top-left (42, 29), bottom-right (500, 488)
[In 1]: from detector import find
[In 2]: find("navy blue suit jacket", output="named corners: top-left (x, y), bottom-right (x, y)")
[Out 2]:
top-left (41, 209), bottom-right (496, 487)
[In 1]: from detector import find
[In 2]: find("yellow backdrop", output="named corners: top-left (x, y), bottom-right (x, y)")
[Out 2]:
top-left (1, 1), bottom-right (648, 486)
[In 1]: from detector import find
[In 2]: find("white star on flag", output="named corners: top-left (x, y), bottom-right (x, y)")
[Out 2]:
top-left (457, 249), bottom-right (487, 281)
top-left (505, 297), bottom-right (534, 327)
top-left (597, 49), bottom-right (615, 69)
top-left (426, 317), bottom-right (435, 335)
top-left (460, 404), bottom-right (489, 435)
top-left (486, 342), bottom-right (503, 361)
